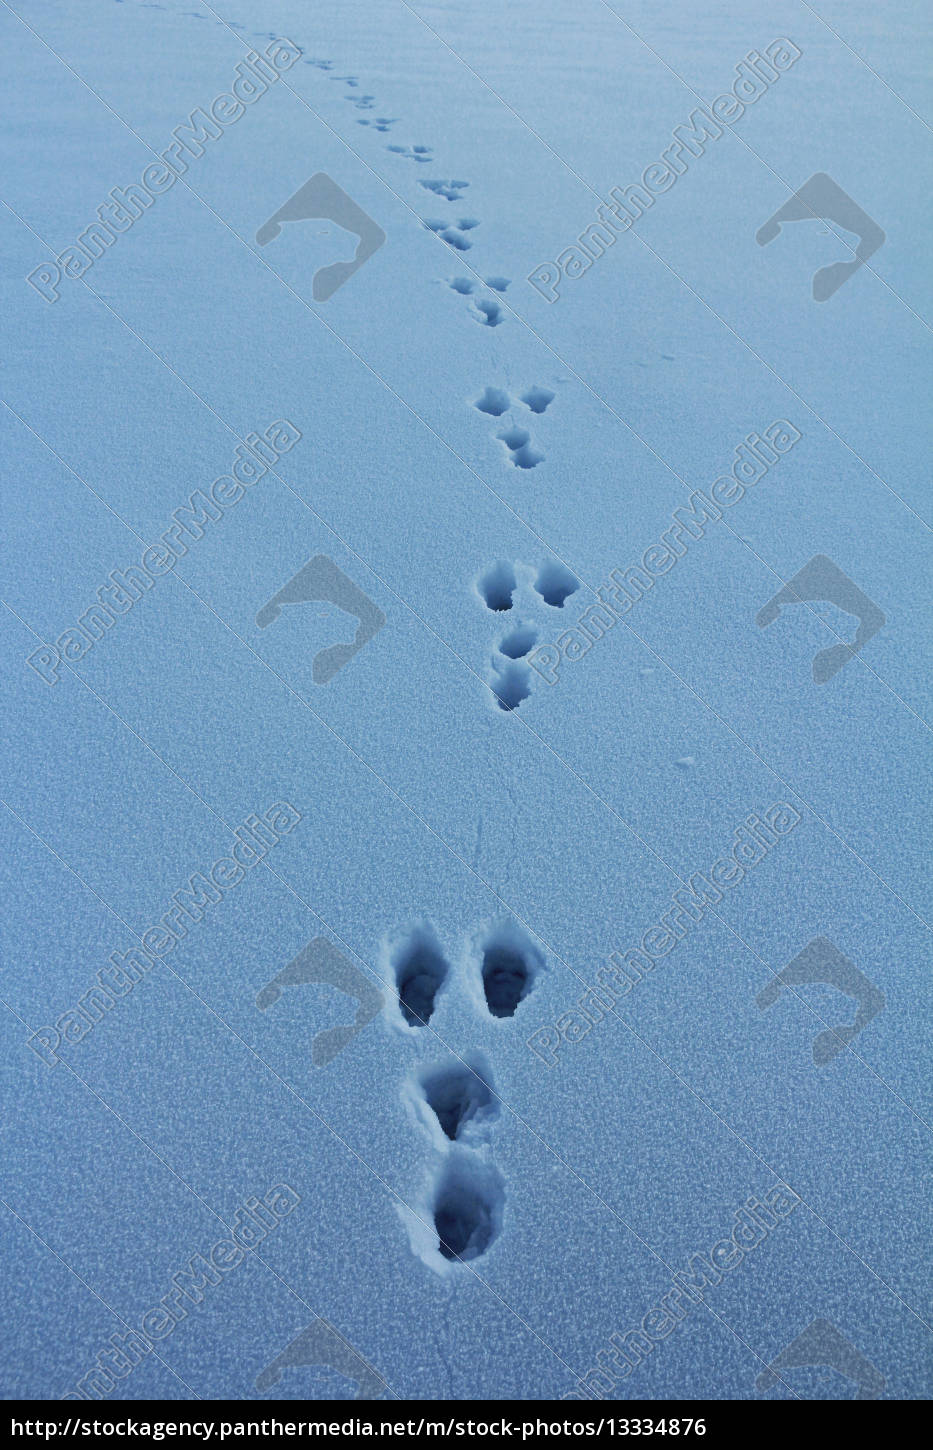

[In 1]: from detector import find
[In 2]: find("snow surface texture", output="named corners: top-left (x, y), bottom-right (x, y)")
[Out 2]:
top-left (1, 0), bottom-right (931, 1404)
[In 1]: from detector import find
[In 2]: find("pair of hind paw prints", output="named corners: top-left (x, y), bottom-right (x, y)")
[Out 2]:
top-left (473, 383), bottom-right (556, 468)
top-left (477, 559), bottom-right (581, 712)
top-left (387, 142), bottom-right (433, 160)
top-left (390, 923), bottom-right (543, 1272)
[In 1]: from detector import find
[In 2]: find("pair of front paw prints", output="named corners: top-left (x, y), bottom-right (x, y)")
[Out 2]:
top-left (476, 559), bottom-right (581, 712)
top-left (389, 921), bottom-right (543, 1272)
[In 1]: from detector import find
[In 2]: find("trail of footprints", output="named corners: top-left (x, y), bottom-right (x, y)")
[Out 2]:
top-left (391, 923), bottom-right (543, 1268)
top-left (296, 51), bottom-right (509, 334)
top-left (478, 558), bottom-right (580, 712)
top-left (296, 57), bottom-right (575, 720)
top-left (126, 14), bottom-right (575, 1266)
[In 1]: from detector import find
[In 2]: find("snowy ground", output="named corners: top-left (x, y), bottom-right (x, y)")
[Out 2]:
top-left (1, 0), bottom-right (931, 1402)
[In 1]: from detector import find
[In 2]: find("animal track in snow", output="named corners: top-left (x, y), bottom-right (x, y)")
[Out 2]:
top-left (473, 297), bottom-right (504, 327)
top-left (534, 560), bottom-right (581, 608)
top-left (420, 178), bottom-right (470, 202)
top-left (386, 141), bottom-right (431, 158)
top-left (497, 427), bottom-right (544, 470)
top-left (473, 386), bottom-right (510, 416)
top-left (433, 1155), bottom-right (504, 1262)
top-left (477, 924), bottom-right (544, 1018)
top-left (519, 386), bottom-right (555, 414)
top-left (391, 926), bottom-right (449, 1028)
top-left (422, 219), bottom-right (476, 251)
top-left (489, 659), bottom-right (532, 711)
top-left (416, 1059), bottom-right (497, 1143)
top-left (445, 280), bottom-right (511, 327)
top-left (474, 557), bottom-right (580, 712)
top-left (498, 623), bottom-right (539, 659)
top-left (470, 384), bottom-right (556, 467)
top-left (393, 919), bottom-right (544, 1271)
top-left (478, 561), bottom-right (517, 611)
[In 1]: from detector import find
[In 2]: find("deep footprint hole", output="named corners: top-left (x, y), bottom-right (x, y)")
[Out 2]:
top-left (420, 1063), bottom-right (496, 1141)
top-left (393, 929), bottom-right (448, 1027)
top-left (441, 229), bottom-right (471, 251)
top-left (449, 277), bottom-right (476, 295)
top-left (480, 928), bottom-right (543, 1016)
top-left (499, 624), bottom-right (538, 659)
top-left (485, 276), bottom-right (510, 292)
top-left (520, 386), bottom-right (555, 414)
top-left (534, 560), bottom-right (580, 607)
top-left (511, 443), bottom-right (544, 469)
top-left (474, 386), bottom-right (510, 416)
top-left (492, 661), bottom-right (532, 712)
top-left (478, 561), bottom-right (516, 611)
top-left (434, 1158), bottom-right (503, 1262)
top-left (473, 298), bottom-right (504, 327)
top-left (497, 428), bottom-right (544, 468)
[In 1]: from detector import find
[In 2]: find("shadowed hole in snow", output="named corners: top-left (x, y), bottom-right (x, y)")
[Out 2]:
top-left (480, 927), bottom-right (542, 1015)
top-left (393, 929), bottom-right (448, 1027)
top-left (473, 297), bottom-right (504, 327)
top-left (478, 561), bottom-right (516, 611)
top-left (520, 386), bottom-right (555, 414)
top-left (441, 228), bottom-right (471, 251)
top-left (497, 427), bottom-right (544, 469)
top-left (534, 560), bottom-right (580, 606)
top-left (492, 661), bottom-right (532, 711)
top-left (434, 1158), bottom-right (504, 1262)
top-left (498, 624), bottom-right (538, 659)
top-left (474, 386), bottom-right (510, 416)
top-left (419, 1062), bottom-right (496, 1141)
